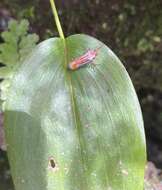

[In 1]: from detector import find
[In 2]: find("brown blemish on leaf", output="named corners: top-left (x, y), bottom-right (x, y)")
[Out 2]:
top-left (48, 157), bottom-right (59, 172)
top-left (50, 158), bottom-right (56, 168)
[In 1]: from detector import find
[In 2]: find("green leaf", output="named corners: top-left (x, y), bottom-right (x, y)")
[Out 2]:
top-left (0, 19), bottom-right (39, 79)
top-left (137, 38), bottom-right (154, 53)
top-left (0, 43), bottom-right (19, 66)
top-left (8, 19), bottom-right (29, 38)
top-left (4, 34), bottom-right (146, 190)
top-left (0, 67), bottom-right (13, 78)
top-left (19, 34), bottom-right (39, 62)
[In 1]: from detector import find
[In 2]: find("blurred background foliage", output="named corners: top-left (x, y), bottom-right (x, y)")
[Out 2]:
top-left (0, 0), bottom-right (162, 189)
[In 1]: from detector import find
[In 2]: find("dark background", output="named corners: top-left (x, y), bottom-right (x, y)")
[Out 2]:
top-left (0, 0), bottom-right (162, 189)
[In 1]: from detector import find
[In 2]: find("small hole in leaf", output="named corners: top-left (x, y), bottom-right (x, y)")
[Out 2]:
top-left (50, 158), bottom-right (56, 168)
top-left (48, 157), bottom-right (59, 172)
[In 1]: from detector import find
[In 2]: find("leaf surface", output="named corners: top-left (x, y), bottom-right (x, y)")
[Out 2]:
top-left (0, 19), bottom-right (39, 79)
top-left (4, 34), bottom-right (146, 190)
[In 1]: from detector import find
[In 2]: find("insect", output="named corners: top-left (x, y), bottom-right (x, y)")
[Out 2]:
top-left (68, 45), bottom-right (103, 70)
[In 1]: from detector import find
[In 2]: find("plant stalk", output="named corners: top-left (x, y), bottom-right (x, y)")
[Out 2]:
top-left (49, 0), bottom-right (65, 39)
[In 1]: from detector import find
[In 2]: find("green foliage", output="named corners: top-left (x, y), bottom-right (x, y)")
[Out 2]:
top-left (4, 34), bottom-right (146, 190)
top-left (137, 38), bottom-right (154, 53)
top-left (0, 19), bottom-right (39, 78)
top-left (17, 7), bottom-right (35, 19)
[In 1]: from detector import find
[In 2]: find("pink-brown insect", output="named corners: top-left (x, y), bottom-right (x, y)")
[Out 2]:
top-left (68, 45), bottom-right (103, 70)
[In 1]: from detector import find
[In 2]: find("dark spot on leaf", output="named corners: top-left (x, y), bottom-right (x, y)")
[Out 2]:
top-left (49, 158), bottom-right (56, 169)
top-left (48, 157), bottom-right (59, 172)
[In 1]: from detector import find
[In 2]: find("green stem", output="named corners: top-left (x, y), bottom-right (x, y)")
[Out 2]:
top-left (49, 0), bottom-right (65, 39)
